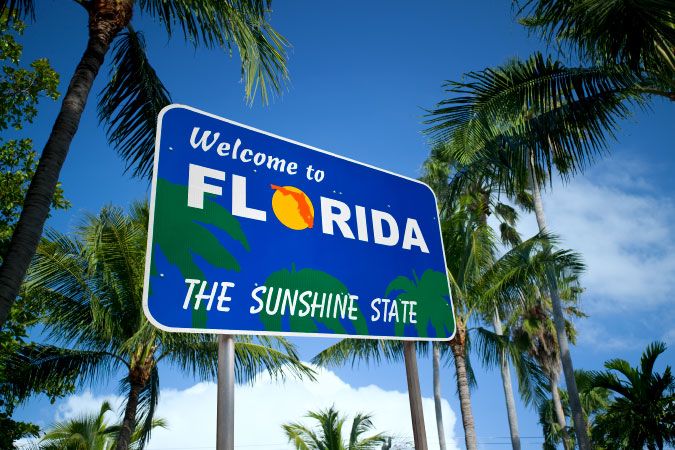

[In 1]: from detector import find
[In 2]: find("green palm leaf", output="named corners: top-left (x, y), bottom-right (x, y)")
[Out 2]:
top-left (424, 52), bottom-right (639, 180)
top-left (0, 0), bottom-right (34, 21)
top-left (283, 406), bottom-right (387, 450)
top-left (136, 0), bottom-right (288, 104)
top-left (518, 0), bottom-right (675, 79)
top-left (97, 28), bottom-right (172, 179)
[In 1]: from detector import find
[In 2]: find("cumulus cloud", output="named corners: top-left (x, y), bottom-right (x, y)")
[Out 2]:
top-left (516, 159), bottom-right (675, 312)
top-left (33, 367), bottom-right (459, 450)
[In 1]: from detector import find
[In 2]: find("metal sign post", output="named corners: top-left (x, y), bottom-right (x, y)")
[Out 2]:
top-left (216, 334), bottom-right (235, 450)
top-left (403, 341), bottom-right (428, 450)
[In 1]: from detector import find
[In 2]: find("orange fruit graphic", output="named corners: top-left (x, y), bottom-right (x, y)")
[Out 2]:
top-left (270, 185), bottom-right (314, 230)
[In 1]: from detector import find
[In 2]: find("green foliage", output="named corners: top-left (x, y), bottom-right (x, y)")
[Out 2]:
top-left (0, 19), bottom-right (68, 262)
top-left (19, 201), bottom-right (312, 449)
top-left (97, 28), bottom-right (172, 179)
top-left (38, 400), bottom-right (167, 450)
top-left (587, 342), bottom-right (675, 449)
top-left (538, 370), bottom-right (611, 450)
top-left (423, 52), bottom-right (639, 184)
top-left (283, 406), bottom-right (387, 450)
top-left (0, 295), bottom-right (76, 448)
top-left (517, 0), bottom-right (675, 90)
top-left (0, 19), bottom-right (72, 448)
top-left (96, 0), bottom-right (290, 179)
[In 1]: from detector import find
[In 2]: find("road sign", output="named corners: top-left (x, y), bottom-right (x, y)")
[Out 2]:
top-left (143, 104), bottom-right (455, 340)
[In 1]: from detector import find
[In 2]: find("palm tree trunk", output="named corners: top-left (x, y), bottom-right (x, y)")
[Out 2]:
top-left (527, 150), bottom-right (591, 450)
top-left (450, 338), bottom-right (478, 450)
top-left (491, 310), bottom-right (521, 450)
top-left (118, 378), bottom-right (144, 450)
top-left (0, 0), bottom-right (133, 328)
top-left (432, 342), bottom-right (447, 450)
top-left (549, 374), bottom-right (570, 450)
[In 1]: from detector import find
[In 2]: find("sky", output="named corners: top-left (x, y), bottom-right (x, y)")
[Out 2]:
top-left (12, 0), bottom-right (675, 449)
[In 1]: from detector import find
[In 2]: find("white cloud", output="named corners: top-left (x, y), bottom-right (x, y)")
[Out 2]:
top-left (31, 367), bottom-right (459, 450)
top-left (516, 161), bottom-right (675, 312)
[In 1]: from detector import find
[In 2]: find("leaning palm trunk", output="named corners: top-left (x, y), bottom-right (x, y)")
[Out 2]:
top-left (450, 332), bottom-right (477, 450)
top-left (0, 0), bottom-right (133, 328)
top-left (527, 150), bottom-right (591, 450)
top-left (549, 374), bottom-right (571, 450)
top-left (492, 311), bottom-right (521, 450)
top-left (432, 342), bottom-right (447, 450)
top-left (118, 347), bottom-right (155, 450)
top-left (119, 379), bottom-right (145, 450)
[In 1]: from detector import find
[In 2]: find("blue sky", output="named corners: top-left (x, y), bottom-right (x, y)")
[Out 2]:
top-left (13, 1), bottom-right (675, 449)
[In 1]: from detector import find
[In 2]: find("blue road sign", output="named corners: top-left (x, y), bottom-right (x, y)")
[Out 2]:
top-left (143, 105), bottom-right (455, 340)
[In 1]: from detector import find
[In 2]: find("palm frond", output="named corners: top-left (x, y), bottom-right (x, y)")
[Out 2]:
top-left (135, 365), bottom-right (160, 450)
top-left (517, 0), bottom-right (675, 78)
top-left (312, 338), bottom-right (432, 368)
top-left (0, 0), bottom-right (34, 21)
top-left (98, 28), bottom-right (172, 179)
top-left (137, 0), bottom-right (288, 104)
top-left (9, 345), bottom-right (124, 402)
top-left (424, 53), bottom-right (640, 181)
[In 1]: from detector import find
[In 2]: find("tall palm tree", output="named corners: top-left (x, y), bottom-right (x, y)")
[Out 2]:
top-left (283, 406), bottom-right (387, 450)
top-left (508, 277), bottom-right (585, 450)
top-left (0, 0), bottom-right (290, 329)
top-left (314, 204), bottom-right (568, 450)
top-left (38, 401), bottom-right (166, 450)
top-left (39, 401), bottom-right (117, 450)
top-left (424, 52), bottom-right (639, 450)
top-left (538, 371), bottom-right (611, 450)
top-left (14, 202), bottom-right (312, 450)
top-left (587, 341), bottom-right (675, 449)
top-left (421, 145), bottom-right (533, 450)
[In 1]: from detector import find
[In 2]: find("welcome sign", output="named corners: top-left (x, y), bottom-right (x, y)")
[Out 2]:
top-left (142, 105), bottom-right (455, 340)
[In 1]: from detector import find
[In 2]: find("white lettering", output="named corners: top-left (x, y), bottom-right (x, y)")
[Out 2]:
top-left (183, 279), bottom-right (201, 309)
top-left (190, 128), bottom-right (220, 151)
top-left (402, 218), bottom-right (429, 253)
top-left (250, 286), bottom-right (265, 314)
top-left (372, 209), bottom-right (399, 246)
top-left (187, 164), bottom-right (225, 209)
top-left (232, 174), bottom-right (266, 221)
top-left (320, 197), bottom-right (355, 239)
top-left (216, 282), bottom-right (235, 312)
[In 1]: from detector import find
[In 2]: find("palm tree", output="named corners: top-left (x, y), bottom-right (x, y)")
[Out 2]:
top-left (538, 371), bottom-right (611, 450)
top-left (423, 52), bottom-right (639, 450)
top-left (314, 205), bottom-right (568, 450)
top-left (587, 341), bottom-right (675, 449)
top-left (38, 400), bottom-right (166, 450)
top-left (0, 0), bottom-right (290, 329)
top-left (516, 0), bottom-right (675, 100)
top-left (14, 201), bottom-right (312, 450)
top-left (283, 406), bottom-right (387, 450)
top-left (421, 147), bottom-right (532, 450)
top-left (508, 277), bottom-right (586, 450)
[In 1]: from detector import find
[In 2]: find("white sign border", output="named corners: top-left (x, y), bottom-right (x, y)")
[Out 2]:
top-left (142, 104), bottom-right (456, 341)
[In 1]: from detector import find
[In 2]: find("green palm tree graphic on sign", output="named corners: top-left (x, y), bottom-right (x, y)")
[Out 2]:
top-left (260, 265), bottom-right (369, 335)
top-left (150, 178), bottom-right (249, 328)
top-left (385, 269), bottom-right (453, 338)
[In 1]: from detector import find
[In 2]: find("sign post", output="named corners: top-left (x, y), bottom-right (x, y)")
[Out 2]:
top-left (216, 335), bottom-right (235, 450)
top-left (404, 341), bottom-right (429, 450)
top-left (143, 104), bottom-right (456, 449)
